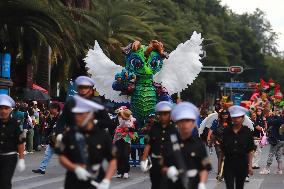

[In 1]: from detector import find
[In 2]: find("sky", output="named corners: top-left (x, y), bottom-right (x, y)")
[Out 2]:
top-left (221, 0), bottom-right (284, 51)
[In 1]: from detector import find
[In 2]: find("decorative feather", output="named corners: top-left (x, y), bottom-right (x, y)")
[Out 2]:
top-left (84, 41), bottom-right (130, 103)
top-left (154, 31), bottom-right (203, 95)
top-left (198, 112), bottom-right (218, 135)
top-left (243, 115), bottom-right (254, 131)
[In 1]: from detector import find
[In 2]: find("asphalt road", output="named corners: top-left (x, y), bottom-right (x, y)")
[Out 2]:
top-left (11, 145), bottom-right (284, 189)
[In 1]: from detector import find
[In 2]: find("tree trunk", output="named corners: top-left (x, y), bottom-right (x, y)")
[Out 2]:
top-left (36, 44), bottom-right (50, 93)
top-left (23, 30), bottom-right (34, 88)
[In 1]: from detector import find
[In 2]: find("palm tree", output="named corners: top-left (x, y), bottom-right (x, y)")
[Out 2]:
top-left (0, 0), bottom-right (86, 88)
top-left (79, 0), bottom-right (155, 64)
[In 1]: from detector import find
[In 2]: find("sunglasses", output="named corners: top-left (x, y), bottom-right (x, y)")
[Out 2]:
top-left (78, 85), bottom-right (93, 90)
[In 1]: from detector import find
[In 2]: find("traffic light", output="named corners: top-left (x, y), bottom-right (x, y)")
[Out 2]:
top-left (228, 66), bottom-right (243, 74)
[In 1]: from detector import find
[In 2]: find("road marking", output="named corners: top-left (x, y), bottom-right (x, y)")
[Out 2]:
top-left (111, 176), bottom-right (150, 189)
top-left (12, 175), bottom-right (43, 182)
top-left (244, 179), bottom-right (263, 189)
top-left (206, 178), bottom-right (264, 189)
top-left (13, 176), bottom-right (64, 189)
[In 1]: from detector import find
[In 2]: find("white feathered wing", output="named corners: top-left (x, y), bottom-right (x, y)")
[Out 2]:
top-left (84, 41), bottom-right (130, 103)
top-left (243, 115), bottom-right (254, 131)
top-left (154, 31), bottom-right (203, 95)
top-left (198, 112), bottom-right (218, 135)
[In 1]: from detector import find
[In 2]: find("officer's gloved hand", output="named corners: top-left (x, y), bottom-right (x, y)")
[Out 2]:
top-left (198, 182), bottom-right (207, 189)
top-left (140, 160), bottom-right (148, 172)
top-left (166, 166), bottom-right (179, 182)
top-left (16, 159), bottom-right (26, 172)
top-left (74, 166), bottom-right (91, 181)
top-left (97, 179), bottom-right (110, 189)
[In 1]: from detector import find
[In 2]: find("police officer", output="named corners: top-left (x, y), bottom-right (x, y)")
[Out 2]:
top-left (56, 76), bottom-right (112, 134)
top-left (140, 101), bottom-right (177, 189)
top-left (58, 95), bottom-right (117, 189)
top-left (163, 102), bottom-right (212, 189)
top-left (0, 94), bottom-right (26, 189)
top-left (221, 105), bottom-right (254, 189)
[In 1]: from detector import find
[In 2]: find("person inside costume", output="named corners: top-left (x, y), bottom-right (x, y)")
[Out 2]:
top-left (113, 108), bottom-right (137, 179)
top-left (207, 109), bottom-right (231, 181)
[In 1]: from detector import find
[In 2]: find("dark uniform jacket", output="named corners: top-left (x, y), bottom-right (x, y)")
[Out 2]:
top-left (221, 126), bottom-right (254, 176)
top-left (56, 97), bottom-right (112, 135)
top-left (163, 135), bottom-right (212, 189)
top-left (145, 122), bottom-right (177, 159)
top-left (0, 118), bottom-right (25, 153)
top-left (59, 126), bottom-right (116, 184)
top-left (221, 126), bottom-right (254, 159)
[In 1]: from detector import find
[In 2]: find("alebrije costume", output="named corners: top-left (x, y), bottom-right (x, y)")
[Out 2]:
top-left (250, 79), bottom-right (284, 110)
top-left (113, 109), bottom-right (138, 144)
top-left (84, 32), bottom-right (203, 125)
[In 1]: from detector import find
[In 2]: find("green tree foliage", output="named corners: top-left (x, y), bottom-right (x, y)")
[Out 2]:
top-left (239, 9), bottom-right (279, 56)
top-left (0, 0), bottom-right (84, 63)
top-left (82, 0), bottom-right (155, 64)
top-left (265, 56), bottom-right (284, 87)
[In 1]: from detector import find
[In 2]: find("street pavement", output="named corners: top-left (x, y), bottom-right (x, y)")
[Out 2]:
top-left (12, 145), bottom-right (284, 189)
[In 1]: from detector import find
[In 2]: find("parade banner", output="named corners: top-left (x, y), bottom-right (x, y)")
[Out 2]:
top-left (1, 53), bottom-right (11, 78)
top-left (0, 88), bottom-right (9, 95)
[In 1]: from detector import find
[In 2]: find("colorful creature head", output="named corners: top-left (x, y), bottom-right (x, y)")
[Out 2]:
top-left (233, 93), bottom-right (244, 106)
top-left (261, 93), bottom-right (268, 101)
top-left (221, 95), bottom-right (229, 106)
top-left (122, 40), bottom-right (168, 77)
top-left (260, 79), bottom-right (269, 92)
top-left (250, 92), bottom-right (260, 102)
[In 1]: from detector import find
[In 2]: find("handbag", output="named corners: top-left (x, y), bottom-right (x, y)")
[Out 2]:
top-left (260, 130), bottom-right (268, 147)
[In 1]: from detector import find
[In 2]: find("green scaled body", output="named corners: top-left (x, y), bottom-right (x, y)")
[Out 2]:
top-left (131, 74), bottom-right (157, 125)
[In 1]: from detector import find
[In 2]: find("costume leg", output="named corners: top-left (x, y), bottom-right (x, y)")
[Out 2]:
top-left (215, 145), bottom-right (221, 174)
top-left (123, 141), bottom-right (131, 173)
top-left (116, 139), bottom-right (125, 174)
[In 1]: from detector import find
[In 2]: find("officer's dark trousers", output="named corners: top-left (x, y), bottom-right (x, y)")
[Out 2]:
top-left (0, 154), bottom-right (17, 189)
top-left (65, 171), bottom-right (96, 189)
top-left (116, 139), bottom-right (130, 175)
top-left (224, 158), bottom-right (247, 189)
top-left (150, 159), bottom-right (162, 189)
